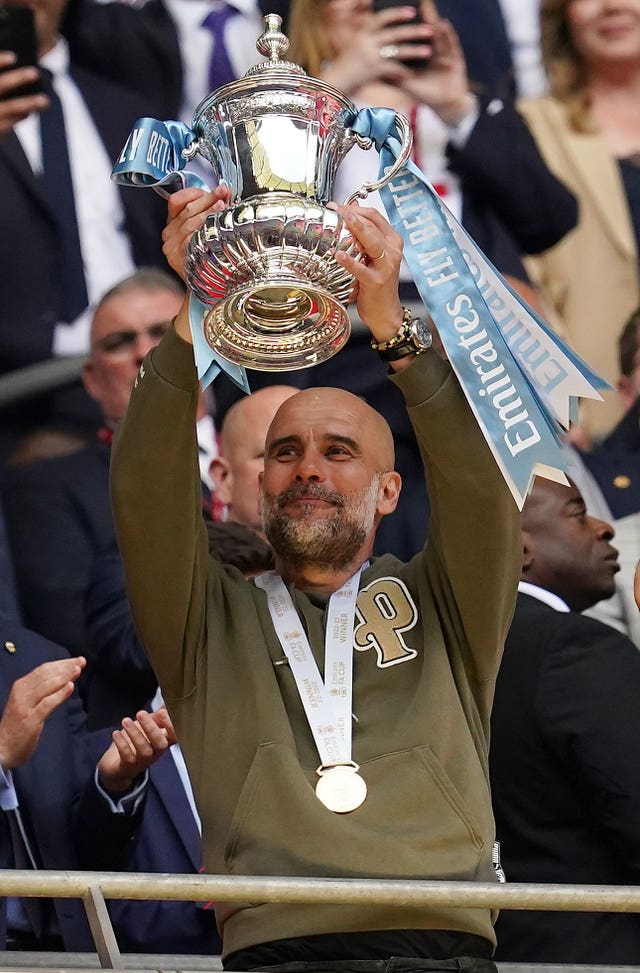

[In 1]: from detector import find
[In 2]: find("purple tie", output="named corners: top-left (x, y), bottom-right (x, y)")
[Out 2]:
top-left (202, 4), bottom-right (240, 93)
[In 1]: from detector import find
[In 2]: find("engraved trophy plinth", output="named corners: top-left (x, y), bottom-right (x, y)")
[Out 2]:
top-left (183, 13), bottom-right (412, 371)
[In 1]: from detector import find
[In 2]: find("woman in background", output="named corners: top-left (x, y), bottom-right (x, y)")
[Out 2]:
top-left (519, 0), bottom-right (640, 441)
top-left (288, 0), bottom-right (578, 297)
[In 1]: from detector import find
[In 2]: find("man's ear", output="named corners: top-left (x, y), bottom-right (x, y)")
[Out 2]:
top-left (81, 361), bottom-right (99, 403)
top-left (257, 470), bottom-right (264, 516)
top-left (210, 456), bottom-right (233, 506)
top-left (376, 471), bottom-right (402, 517)
top-left (521, 530), bottom-right (533, 574)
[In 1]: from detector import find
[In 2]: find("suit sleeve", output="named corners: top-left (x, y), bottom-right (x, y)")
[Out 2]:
top-left (446, 97), bottom-right (578, 254)
top-left (1, 466), bottom-right (94, 654)
top-left (537, 619), bottom-right (640, 871)
top-left (84, 551), bottom-right (158, 704)
top-left (391, 352), bottom-right (521, 686)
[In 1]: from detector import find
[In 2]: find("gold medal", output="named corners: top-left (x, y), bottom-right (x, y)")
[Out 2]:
top-left (315, 764), bottom-right (367, 813)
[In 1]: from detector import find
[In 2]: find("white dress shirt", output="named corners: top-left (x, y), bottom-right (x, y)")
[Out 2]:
top-left (14, 38), bottom-right (136, 355)
top-left (164, 0), bottom-right (264, 124)
top-left (518, 580), bottom-right (570, 613)
top-left (497, 0), bottom-right (547, 98)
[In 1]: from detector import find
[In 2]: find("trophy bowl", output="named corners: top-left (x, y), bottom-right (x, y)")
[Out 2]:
top-left (185, 193), bottom-right (360, 371)
top-left (183, 14), bottom-right (412, 372)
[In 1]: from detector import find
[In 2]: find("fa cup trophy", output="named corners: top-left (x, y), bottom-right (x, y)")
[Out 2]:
top-left (181, 14), bottom-right (412, 371)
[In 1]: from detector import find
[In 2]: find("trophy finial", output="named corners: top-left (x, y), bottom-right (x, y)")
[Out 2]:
top-left (257, 14), bottom-right (290, 62)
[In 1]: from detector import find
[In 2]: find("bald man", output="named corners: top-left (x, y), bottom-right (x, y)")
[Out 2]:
top-left (210, 385), bottom-right (297, 537)
top-left (111, 190), bottom-right (521, 971)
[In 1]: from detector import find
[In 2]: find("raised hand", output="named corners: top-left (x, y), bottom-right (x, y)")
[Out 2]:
top-left (0, 52), bottom-right (48, 136)
top-left (400, 14), bottom-right (474, 126)
top-left (0, 657), bottom-right (86, 770)
top-left (161, 185), bottom-right (232, 280)
top-left (320, 2), bottom-right (433, 94)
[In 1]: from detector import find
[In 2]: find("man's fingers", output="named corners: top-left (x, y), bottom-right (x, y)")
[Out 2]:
top-left (31, 680), bottom-right (76, 722)
top-left (166, 187), bottom-right (207, 221)
top-left (149, 706), bottom-right (178, 745)
top-left (134, 710), bottom-right (173, 751)
top-left (10, 657), bottom-right (85, 708)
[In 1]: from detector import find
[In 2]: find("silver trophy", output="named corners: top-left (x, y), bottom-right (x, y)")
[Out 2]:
top-left (184, 14), bottom-right (412, 371)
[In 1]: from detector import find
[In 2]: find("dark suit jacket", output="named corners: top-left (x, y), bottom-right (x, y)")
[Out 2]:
top-left (0, 620), bottom-right (142, 950)
top-left (0, 67), bottom-right (166, 377)
top-left (447, 94), bottom-right (578, 274)
top-left (1, 441), bottom-right (114, 655)
top-left (84, 549), bottom-right (158, 730)
top-left (581, 398), bottom-right (640, 519)
top-left (63, 0), bottom-right (291, 120)
top-left (490, 591), bottom-right (640, 964)
top-left (437, 0), bottom-right (514, 95)
top-left (89, 729), bottom-right (221, 954)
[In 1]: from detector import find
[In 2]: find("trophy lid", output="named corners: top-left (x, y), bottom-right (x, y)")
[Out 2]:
top-left (192, 13), bottom-right (356, 121)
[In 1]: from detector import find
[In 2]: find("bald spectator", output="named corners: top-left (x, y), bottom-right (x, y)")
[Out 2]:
top-left (210, 385), bottom-right (297, 535)
top-left (491, 476), bottom-right (640, 964)
top-left (83, 386), bottom-right (294, 729)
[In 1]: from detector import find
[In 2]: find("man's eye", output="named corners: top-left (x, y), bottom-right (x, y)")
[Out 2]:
top-left (327, 446), bottom-right (350, 457)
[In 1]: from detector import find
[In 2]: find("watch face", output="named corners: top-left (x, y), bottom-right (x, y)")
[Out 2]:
top-left (409, 317), bottom-right (432, 350)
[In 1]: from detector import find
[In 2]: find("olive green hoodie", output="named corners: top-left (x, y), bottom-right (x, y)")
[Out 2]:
top-left (111, 328), bottom-right (520, 957)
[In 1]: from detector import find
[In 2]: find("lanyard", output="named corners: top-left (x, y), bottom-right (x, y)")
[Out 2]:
top-left (255, 566), bottom-right (367, 812)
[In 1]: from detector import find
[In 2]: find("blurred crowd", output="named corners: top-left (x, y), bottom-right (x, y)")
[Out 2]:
top-left (0, 0), bottom-right (640, 965)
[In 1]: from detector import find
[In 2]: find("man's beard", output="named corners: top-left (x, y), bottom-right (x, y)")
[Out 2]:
top-left (262, 477), bottom-right (381, 571)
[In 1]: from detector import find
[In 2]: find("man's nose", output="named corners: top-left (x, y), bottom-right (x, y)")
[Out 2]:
top-left (134, 333), bottom-right (158, 363)
top-left (591, 515), bottom-right (615, 541)
top-left (294, 455), bottom-right (324, 482)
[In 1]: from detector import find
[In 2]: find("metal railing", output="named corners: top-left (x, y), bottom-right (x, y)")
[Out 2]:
top-left (2, 871), bottom-right (640, 973)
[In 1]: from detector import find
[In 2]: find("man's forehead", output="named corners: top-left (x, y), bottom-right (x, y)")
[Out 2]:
top-left (91, 288), bottom-right (182, 339)
top-left (267, 396), bottom-right (368, 441)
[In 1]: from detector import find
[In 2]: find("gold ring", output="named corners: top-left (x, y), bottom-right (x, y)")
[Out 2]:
top-left (370, 250), bottom-right (386, 261)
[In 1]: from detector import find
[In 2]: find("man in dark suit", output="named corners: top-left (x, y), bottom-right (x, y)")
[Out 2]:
top-left (0, 0), bottom-right (168, 455)
top-left (88, 716), bottom-right (223, 955)
top-left (1, 270), bottom-right (186, 655)
top-left (0, 621), bottom-right (174, 951)
top-left (490, 475), bottom-right (640, 964)
top-left (582, 307), bottom-right (640, 519)
top-left (62, 0), bottom-right (291, 122)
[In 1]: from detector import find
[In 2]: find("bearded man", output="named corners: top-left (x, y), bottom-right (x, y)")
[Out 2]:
top-left (110, 186), bottom-right (521, 972)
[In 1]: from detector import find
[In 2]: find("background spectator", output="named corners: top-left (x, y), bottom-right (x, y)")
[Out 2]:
top-left (0, 631), bottom-right (172, 951)
top-left (519, 0), bottom-right (640, 440)
top-left (0, 270), bottom-right (187, 655)
top-left (491, 476), bottom-right (640, 964)
top-left (0, 0), bottom-right (168, 459)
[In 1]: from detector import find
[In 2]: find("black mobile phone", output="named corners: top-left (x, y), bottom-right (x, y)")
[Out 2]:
top-left (0, 5), bottom-right (42, 101)
top-left (373, 0), bottom-right (430, 71)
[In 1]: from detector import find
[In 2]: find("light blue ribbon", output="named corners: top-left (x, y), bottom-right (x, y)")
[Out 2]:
top-left (112, 117), bottom-right (248, 392)
top-left (350, 107), bottom-right (609, 507)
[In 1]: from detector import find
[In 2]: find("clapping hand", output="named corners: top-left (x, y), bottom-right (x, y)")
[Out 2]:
top-left (97, 706), bottom-right (177, 795)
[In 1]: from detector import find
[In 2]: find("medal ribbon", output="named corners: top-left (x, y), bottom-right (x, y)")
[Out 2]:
top-left (254, 566), bottom-right (363, 767)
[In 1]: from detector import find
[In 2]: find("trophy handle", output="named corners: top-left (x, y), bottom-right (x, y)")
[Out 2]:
top-left (342, 112), bottom-right (413, 205)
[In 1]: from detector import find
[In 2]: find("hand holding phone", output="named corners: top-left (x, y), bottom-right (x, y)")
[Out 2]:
top-left (0, 5), bottom-right (48, 135)
top-left (372, 0), bottom-right (431, 71)
top-left (0, 5), bottom-right (42, 99)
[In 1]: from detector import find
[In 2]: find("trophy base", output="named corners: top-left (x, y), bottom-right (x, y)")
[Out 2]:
top-left (204, 281), bottom-right (350, 371)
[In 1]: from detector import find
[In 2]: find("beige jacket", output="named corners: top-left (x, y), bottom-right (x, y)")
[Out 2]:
top-left (518, 95), bottom-right (640, 440)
